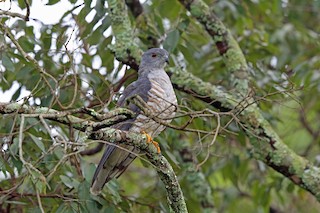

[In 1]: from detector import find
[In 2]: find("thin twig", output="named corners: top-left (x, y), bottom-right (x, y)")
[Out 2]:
top-left (197, 115), bottom-right (221, 169)
top-left (35, 187), bottom-right (45, 213)
top-left (0, 9), bottom-right (27, 19)
top-left (23, 0), bottom-right (30, 21)
top-left (60, 43), bottom-right (78, 109)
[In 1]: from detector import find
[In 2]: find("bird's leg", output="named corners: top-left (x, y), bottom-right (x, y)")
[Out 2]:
top-left (142, 131), bottom-right (161, 153)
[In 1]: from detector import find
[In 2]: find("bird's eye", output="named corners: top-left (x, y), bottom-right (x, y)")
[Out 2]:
top-left (151, 54), bottom-right (157, 58)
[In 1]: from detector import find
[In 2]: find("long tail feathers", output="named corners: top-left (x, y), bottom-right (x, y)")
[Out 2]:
top-left (90, 144), bottom-right (138, 195)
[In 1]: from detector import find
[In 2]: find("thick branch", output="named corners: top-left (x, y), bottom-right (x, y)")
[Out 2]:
top-left (107, 0), bottom-right (142, 70)
top-left (178, 0), bottom-right (249, 93)
top-left (179, 148), bottom-right (216, 212)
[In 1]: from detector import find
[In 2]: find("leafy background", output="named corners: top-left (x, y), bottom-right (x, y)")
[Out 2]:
top-left (1, 0), bottom-right (320, 212)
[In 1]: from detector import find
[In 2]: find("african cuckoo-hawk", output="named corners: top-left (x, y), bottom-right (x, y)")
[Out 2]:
top-left (90, 48), bottom-right (177, 194)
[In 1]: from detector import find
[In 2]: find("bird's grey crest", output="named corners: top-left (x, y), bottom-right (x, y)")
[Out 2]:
top-left (139, 48), bottom-right (169, 70)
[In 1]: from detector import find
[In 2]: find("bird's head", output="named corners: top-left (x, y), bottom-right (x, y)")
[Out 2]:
top-left (139, 48), bottom-right (169, 70)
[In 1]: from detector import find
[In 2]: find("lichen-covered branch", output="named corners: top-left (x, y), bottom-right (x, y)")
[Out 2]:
top-left (105, 0), bottom-right (320, 202)
top-left (0, 102), bottom-right (133, 132)
top-left (179, 148), bottom-right (216, 212)
top-left (107, 0), bottom-right (142, 70)
top-left (178, 0), bottom-right (249, 93)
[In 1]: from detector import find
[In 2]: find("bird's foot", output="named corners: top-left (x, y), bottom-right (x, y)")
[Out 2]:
top-left (142, 131), bottom-right (161, 153)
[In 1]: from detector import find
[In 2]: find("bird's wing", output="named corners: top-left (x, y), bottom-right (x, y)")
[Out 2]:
top-left (90, 79), bottom-right (151, 195)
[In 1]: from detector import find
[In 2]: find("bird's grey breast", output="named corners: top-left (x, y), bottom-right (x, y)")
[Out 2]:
top-left (130, 69), bottom-right (177, 137)
top-left (147, 70), bottom-right (177, 115)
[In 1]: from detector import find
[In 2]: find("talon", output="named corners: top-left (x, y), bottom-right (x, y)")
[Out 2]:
top-left (152, 141), bottom-right (161, 153)
top-left (142, 131), bottom-right (152, 143)
top-left (142, 131), bottom-right (161, 153)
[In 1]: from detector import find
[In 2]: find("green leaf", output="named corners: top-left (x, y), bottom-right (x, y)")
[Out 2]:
top-left (12, 157), bottom-right (23, 174)
top-left (20, 63), bottom-right (34, 74)
top-left (34, 177), bottom-right (47, 194)
top-left (86, 26), bottom-right (103, 45)
top-left (163, 30), bottom-right (180, 52)
top-left (9, 138), bottom-right (20, 157)
top-left (159, 0), bottom-right (181, 21)
top-left (106, 180), bottom-right (122, 204)
top-left (29, 133), bottom-right (46, 152)
top-left (100, 16), bottom-right (111, 32)
top-left (0, 155), bottom-right (14, 177)
top-left (80, 159), bottom-right (96, 182)
top-left (164, 150), bottom-right (179, 166)
top-left (5, 200), bottom-right (27, 205)
top-left (60, 175), bottom-right (80, 189)
top-left (82, 54), bottom-right (92, 67)
top-left (17, 37), bottom-right (34, 53)
top-left (17, 0), bottom-right (26, 9)
top-left (41, 31), bottom-right (52, 51)
top-left (12, 86), bottom-right (22, 101)
top-left (46, 0), bottom-right (60, 5)
top-left (78, 181), bottom-right (90, 200)
top-left (2, 54), bottom-right (15, 72)
top-left (18, 176), bottom-right (31, 193)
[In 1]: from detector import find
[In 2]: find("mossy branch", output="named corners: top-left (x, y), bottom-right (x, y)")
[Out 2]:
top-left (107, 0), bottom-right (142, 70)
top-left (0, 102), bottom-right (133, 132)
top-left (178, 0), bottom-right (249, 93)
top-left (179, 148), bottom-right (216, 212)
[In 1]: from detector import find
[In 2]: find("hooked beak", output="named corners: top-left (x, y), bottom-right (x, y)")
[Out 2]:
top-left (165, 56), bottom-right (170, 64)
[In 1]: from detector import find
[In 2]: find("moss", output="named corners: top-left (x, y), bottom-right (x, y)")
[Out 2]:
top-left (107, 0), bottom-right (141, 63)
top-left (183, 0), bottom-right (250, 94)
top-left (302, 167), bottom-right (320, 200)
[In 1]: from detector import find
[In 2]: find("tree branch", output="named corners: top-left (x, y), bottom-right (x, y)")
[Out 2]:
top-left (179, 148), bottom-right (216, 212)
top-left (178, 0), bottom-right (249, 94)
top-left (107, 0), bottom-right (142, 70)
top-left (0, 102), bottom-right (134, 132)
top-left (0, 9), bottom-right (28, 20)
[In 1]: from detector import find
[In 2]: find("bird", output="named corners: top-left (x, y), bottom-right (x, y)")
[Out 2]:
top-left (90, 48), bottom-right (177, 195)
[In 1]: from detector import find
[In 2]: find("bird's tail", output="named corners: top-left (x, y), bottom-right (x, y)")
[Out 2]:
top-left (90, 144), bottom-right (138, 195)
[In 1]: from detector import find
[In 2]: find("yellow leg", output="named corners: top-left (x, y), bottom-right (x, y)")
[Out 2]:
top-left (142, 131), bottom-right (161, 153)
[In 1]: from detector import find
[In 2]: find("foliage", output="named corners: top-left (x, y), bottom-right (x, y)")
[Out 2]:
top-left (0, 0), bottom-right (320, 212)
